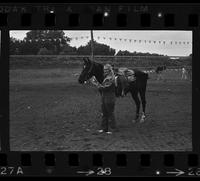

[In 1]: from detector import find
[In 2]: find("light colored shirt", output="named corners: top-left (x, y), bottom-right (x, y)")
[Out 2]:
top-left (182, 68), bottom-right (186, 73)
top-left (89, 67), bottom-right (115, 88)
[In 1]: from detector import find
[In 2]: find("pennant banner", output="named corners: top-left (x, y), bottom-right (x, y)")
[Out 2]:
top-left (11, 35), bottom-right (192, 46)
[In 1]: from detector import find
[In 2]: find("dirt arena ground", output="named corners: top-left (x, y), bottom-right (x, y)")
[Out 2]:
top-left (9, 67), bottom-right (192, 151)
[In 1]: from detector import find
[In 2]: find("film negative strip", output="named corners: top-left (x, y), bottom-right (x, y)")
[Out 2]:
top-left (0, 2), bottom-right (200, 177)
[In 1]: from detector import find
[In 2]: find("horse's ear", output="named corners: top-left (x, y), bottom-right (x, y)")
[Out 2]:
top-left (84, 57), bottom-right (91, 64)
top-left (86, 57), bottom-right (91, 63)
top-left (83, 57), bottom-right (88, 64)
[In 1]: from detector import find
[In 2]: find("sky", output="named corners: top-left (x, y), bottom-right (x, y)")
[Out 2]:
top-left (10, 30), bottom-right (192, 56)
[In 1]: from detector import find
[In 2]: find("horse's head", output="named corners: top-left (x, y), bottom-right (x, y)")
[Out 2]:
top-left (78, 57), bottom-right (94, 84)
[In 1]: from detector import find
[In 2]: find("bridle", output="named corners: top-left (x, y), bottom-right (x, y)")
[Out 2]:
top-left (86, 61), bottom-right (94, 79)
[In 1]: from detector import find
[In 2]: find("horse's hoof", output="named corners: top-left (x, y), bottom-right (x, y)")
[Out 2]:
top-left (132, 117), bottom-right (139, 123)
top-left (139, 119), bottom-right (145, 123)
top-left (133, 115), bottom-right (139, 123)
top-left (139, 115), bottom-right (146, 123)
top-left (132, 120), bottom-right (136, 123)
top-left (97, 129), bottom-right (104, 133)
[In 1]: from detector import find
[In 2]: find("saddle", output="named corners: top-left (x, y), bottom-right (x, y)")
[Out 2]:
top-left (114, 67), bottom-right (136, 83)
top-left (114, 67), bottom-right (136, 97)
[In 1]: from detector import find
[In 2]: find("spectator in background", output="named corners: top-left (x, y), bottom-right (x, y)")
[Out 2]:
top-left (187, 67), bottom-right (192, 81)
top-left (155, 65), bottom-right (166, 81)
top-left (181, 67), bottom-right (187, 80)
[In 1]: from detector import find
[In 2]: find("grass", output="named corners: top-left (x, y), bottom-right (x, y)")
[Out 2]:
top-left (9, 67), bottom-right (192, 151)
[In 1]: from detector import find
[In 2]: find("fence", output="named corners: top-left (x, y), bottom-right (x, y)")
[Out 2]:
top-left (10, 55), bottom-right (183, 58)
top-left (9, 55), bottom-right (192, 69)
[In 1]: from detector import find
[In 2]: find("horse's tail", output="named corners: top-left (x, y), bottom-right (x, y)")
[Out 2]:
top-left (138, 71), bottom-right (149, 80)
top-left (145, 73), bottom-right (149, 80)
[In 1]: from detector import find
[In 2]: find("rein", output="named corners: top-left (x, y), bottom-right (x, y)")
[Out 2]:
top-left (87, 61), bottom-right (94, 78)
top-left (87, 61), bottom-right (103, 86)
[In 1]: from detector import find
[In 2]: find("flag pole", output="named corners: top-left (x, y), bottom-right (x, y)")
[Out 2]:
top-left (90, 30), bottom-right (94, 61)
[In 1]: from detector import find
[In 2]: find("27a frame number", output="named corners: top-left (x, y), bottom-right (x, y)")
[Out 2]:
top-left (0, 167), bottom-right (24, 175)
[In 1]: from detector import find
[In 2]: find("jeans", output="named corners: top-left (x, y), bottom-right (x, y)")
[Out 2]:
top-left (100, 93), bottom-right (116, 132)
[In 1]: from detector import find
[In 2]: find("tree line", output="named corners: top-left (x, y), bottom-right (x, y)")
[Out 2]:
top-left (10, 30), bottom-right (169, 57)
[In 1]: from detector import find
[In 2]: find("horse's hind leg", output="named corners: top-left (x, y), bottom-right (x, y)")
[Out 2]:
top-left (139, 87), bottom-right (147, 123)
top-left (130, 90), bottom-right (140, 122)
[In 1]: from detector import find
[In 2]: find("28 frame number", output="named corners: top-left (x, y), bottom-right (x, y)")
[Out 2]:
top-left (188, 168), bottom-right (200, 176)
top-left (97, 167), bottom-right (112, 176)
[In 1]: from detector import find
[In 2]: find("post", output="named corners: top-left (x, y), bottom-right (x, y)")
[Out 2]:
top-left (90, 30), bottom-right (94, 61)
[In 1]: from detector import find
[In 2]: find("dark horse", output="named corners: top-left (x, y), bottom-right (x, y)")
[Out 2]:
top-left (155, 65), bottom-right (166, 73)
top-left (155, 65), bottom-right (166, 80)
top-left (78, 57), bottom-right (149, 122)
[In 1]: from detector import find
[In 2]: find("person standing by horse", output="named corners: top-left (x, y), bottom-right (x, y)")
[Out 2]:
top-left (78, 57), bottom-right (148, 129)
top-left (94, 64), bottom-right (117, 134)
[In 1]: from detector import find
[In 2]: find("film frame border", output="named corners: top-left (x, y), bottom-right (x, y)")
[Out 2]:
top-left (0, 3), bottom-right (200, 177)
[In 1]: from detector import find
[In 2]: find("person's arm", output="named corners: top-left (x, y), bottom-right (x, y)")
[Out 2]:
top-left (89, 76), bottom-right (101, 87)
top-left (97, 76), bottom-right (115, 91)
top-left (89, 76), bottom-right (112, 91)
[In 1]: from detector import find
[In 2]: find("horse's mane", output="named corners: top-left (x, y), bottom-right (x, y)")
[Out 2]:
top-left (92, 61), bottom-right (103, 67)
top-left (90, 60), bottom-right (104, 83)
top-left (91, 60), bottom-right (104, 73)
